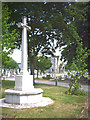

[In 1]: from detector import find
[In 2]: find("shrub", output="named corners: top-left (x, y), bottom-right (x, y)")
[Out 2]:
top-left (42, 76), bottom-right (46, 79)
top-left (71, 89), bottom-right (87, 96)
top-left (65, 89), bottom-right (87, 96)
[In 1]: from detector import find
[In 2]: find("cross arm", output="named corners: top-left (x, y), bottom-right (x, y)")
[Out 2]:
top-left (17, 22), bottom-right (31, 31)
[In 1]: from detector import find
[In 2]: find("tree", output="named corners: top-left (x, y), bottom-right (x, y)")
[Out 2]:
top-left (5, 3), bottom-right (56, 83)
top-left (61, 2), bottom-right (89, 70)
top-left (34, 56), bottom-right (52, 78)
top-left (1, 3), bottom-right (19, 76)
top-left (6, 57), bottom-right (19, 70)
top-left (3, 2), bottom-right (89, 85)
top-left (2, 52), bottom-right (19, 70)
top-left (66, 40), bottom-right (90, 95)
top-left (2, 52), bottom-right (10, 69)
top-left (2, 3), bottom-right (19, 54)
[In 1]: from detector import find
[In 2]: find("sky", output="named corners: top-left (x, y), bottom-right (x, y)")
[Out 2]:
top-left (11, 45), bottom-right (67, 64)
top-left (11, 48), bottom-right (61, 63)
top-left (11, 49), bottom-right (21, 63)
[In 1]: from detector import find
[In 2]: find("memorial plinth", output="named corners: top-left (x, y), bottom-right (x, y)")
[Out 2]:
top-left (5, 73), bottom-right (43, 104)
top-left (5, 69), bottom-right (44, 104)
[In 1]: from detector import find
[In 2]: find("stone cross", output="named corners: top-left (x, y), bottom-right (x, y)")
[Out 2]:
top-left (3, 16), bottom-right (53, 107)
top-left (14, 16), bottom-right (33, 91)
top-left (17, 16), bottom-right (31, 75)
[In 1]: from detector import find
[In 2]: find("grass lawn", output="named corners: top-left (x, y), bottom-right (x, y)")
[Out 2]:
top-left (1, 80), bottom-right (88, 118)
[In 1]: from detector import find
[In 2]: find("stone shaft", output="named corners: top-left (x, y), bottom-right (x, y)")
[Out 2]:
top-left (21, 16), bottom-right (28, 75)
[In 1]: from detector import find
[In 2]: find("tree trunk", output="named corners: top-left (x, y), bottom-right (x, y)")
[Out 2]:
top-left (30, 56), bottom-right (35, 86)
top-left (55, 77), bottom-right (58, 86)
top-left (37, 69), bottom-right (39, 79)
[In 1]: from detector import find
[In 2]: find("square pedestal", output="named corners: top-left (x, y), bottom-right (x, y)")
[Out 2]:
top-left (15, 74), bottom-right (34, 91)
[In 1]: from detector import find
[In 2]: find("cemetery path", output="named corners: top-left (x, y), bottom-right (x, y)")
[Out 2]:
top-left (35, 80), bottom-right (89, 92)
top-left (2, 77), bottom-right (89, 92)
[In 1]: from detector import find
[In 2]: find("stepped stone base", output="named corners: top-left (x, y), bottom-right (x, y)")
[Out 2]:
top-left (0, 97), bottom-right (54, 109)
top-left (1, 74), bottom-right (54, 109)
top-left (5, 88), bottom-right (43, 104)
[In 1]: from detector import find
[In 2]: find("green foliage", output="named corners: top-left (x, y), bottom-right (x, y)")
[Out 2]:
top-left (73, 82), bottom-right (81, 90)
top-left (61, 2), bottom-right (89, 69)
top-left (71, 89), bottom-right (87, 96)
top-left (63, 3), bottom-right (90, 95)
top-left (3, 3), bottom-right (89, 77)
top-left (2, 52), bottom-right (9, 68)
top-left (2, 80), bottom-right (15, 89)
top-left (34, 56), bottom-right (52, 73)
top-left (2, 3), bottom-right (19, 72)
top-left (2, 3), bottom-right (19, 54)
top-left (68, 81), bottom-right (73, 93)
top-left (66, 81), bottom-right (87, 96)
top-left (65, 88), bottom-right (87, 96)
top-left (42, 76), bottom-right (51, 80)
top-left (2, 52), bottom-right (19, 69)
top-left (67, 39), bottom-right (90, 95)
top-left (5, 2), bottom-right (88, 56)
top-left (6, 57), bottom-right (19, 69)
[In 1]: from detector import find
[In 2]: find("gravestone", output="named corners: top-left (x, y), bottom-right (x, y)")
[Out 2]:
top-left (7, 71), bottom-right (10, 77)
top-left (61, 74), bottom-right (65, 80)
top-left (17, 69), bottom-right (20, 74)
top-left (2, 69), bottom-right (4, 75)
top-left (4, 16), bottom-right (53, 107)
top-left (13, 69), bottom-right (16, 75)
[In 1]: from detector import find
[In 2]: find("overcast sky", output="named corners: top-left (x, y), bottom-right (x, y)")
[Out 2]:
top-left (11, 45), bottom-right (67, 64)
top-left (11, 49), bottom-right (21, 63)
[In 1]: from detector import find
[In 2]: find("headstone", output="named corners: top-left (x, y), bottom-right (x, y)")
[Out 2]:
top-left (13, 69), bottom-right (16, 75)
top-left (7, 71), bottom-right (10, 77)
top-left (2, 69), bottom-right (4, 76)
top-left (61, 74), bottom-right (65, 80)
top-left (17, 69), bottom-right (20, 74)
top-left (5, 69), bottom-right (8, 76)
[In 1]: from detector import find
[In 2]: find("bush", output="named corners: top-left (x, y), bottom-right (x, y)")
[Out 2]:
top-left (73, 82), bottom-right (81, 90)
top-left (58, 76), bottom-right (62, 80)
top-left (42, 76), bottom-right (46, 79)
top-left (71, 89), bottom-right (87, 96)
top-left (65, 89), bottom-right (87, 96)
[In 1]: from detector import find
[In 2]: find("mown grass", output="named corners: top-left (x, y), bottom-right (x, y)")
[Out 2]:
top-left (1, 80), bottom-right (88, 118)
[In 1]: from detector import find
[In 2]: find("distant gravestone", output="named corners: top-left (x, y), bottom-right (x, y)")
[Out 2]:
top-left (2, 69), bottom-right (4, 76)
top-left (5, 69), bottom-right (8, 76)
top-left (7, 71), bottom-right (10, 77)
top-left (17, 69), bottom-right (20, 74)
top-left (13, 69), bottom-right (15, 75)
top-left (61, 74), bottom-right (65, 80)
